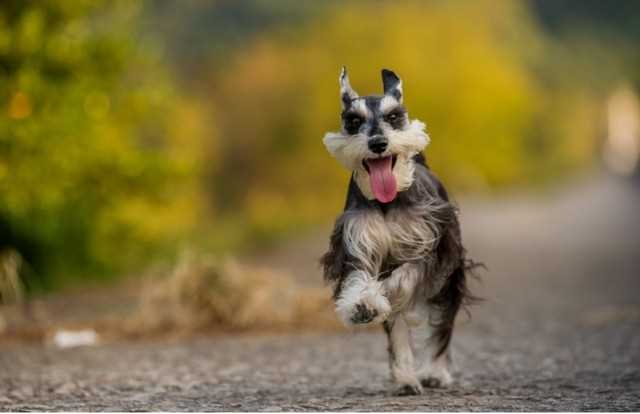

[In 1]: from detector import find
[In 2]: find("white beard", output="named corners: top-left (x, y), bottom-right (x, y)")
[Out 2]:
top-left (323, 119), bottom-right (430, 199)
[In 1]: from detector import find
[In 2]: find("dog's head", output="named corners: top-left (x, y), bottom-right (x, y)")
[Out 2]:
top-left (323, 67), bottom-right (430, 203)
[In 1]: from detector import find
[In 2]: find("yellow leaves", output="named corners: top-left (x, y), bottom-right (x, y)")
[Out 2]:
top-left (216, 3), bottom-right (523, 197)
top-left (14, 7), bottom-right (45, 55)
top-left (0, 2), bottom-right (215, 287)
top-left (109, 194), bottom-right (199, 242)
top-left (207, 0), bottom-right (602, 237)
top-left (166, 98), bottom-right (213, 170)
top-left (0, 1), bottom-right (607, 288)
top-left (83, 92), bottom-right (111, 119)
top-left (7, 91), bottom-right (31, 119)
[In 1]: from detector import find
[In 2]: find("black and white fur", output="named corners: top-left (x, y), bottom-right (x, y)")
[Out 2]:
top-left (321, 68), bottom-right (474, 396)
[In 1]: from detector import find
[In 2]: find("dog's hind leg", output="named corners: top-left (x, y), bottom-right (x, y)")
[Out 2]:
top-left (384, 317), bottom-right (423, 396)
top-left (415, 265), bottom-right (468, 387)
top-left (416, 337), bottom-right (453, 388)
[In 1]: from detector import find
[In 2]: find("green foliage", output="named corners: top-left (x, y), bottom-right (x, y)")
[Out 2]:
top-left (0, 0), bottom-right (207, 289)
top-left (0, 0), bottom-right (624, 291)
top-left (208, 0), bottom-right (601, 241)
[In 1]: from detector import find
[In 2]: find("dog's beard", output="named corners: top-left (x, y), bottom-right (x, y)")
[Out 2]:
top-left (323, 119), bottom-right (430, 202)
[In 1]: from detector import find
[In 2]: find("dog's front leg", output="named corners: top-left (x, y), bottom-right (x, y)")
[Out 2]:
top-left (382, 263), bottom-right (423, 312)
top-left (322, 212), bottom-right (392, 326)
top-left (334, 270), bottom-right (391, 326)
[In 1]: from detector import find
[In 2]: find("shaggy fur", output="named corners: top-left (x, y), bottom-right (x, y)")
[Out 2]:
top-left (320, 68), bottom-right (476, 396)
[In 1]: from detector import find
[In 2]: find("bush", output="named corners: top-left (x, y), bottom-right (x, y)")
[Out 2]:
top-left (0, 1), bottom-right (208, 289)
top-left (207, 0), bottom-right (602, 244)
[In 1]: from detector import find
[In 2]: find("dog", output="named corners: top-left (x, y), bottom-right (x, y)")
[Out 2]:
top-left (321, 67), bottom-right (475, 396)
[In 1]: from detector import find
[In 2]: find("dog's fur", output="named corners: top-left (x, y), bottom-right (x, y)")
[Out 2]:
top-left (321, 68), bottom-right (475, 396)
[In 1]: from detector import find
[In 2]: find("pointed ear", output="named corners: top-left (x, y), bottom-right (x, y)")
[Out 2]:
top-left (339, 66), bottom-right (358, 108)
top-left (382, 69), bottom-right (402, 102)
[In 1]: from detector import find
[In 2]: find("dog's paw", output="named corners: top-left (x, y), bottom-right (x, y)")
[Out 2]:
top-left (350, 303), bottom-right (379, 324)
top-left (335, 272), bottom-right (391, 326)
top-left (341, 290), bottom-right (391, 326)
top-left (393, 381), bottom-right (423, 396)
top-left (418, 367), bottom-right (453, 388)
top-left (420, 376), bottom-right (449, 388)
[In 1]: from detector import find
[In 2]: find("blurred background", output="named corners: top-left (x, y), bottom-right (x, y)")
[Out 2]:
top-left (1, 0), bottom-right (639, 340)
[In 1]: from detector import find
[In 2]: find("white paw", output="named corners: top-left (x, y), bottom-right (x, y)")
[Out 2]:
top-left (392, 367), bottom-right (424, 396)
top-left (393, 379), bottom-right (423, 396)
top-left (335, 271), bottom-right (391, 326)
top-left (419, 366), bottom-right (453, 388)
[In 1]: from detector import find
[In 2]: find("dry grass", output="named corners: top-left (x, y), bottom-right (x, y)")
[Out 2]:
top-left (0, 250), bottom-right (24, 334)
top-left (0, 249), bottom-right (24, 306)
top-left (0, 250), bottom-right (343, 343)
top-left (126, 251), bottom-right (340, 336)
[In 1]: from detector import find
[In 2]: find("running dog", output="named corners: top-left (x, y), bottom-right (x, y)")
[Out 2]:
top-left (321, 67), bottom-right (475, 396)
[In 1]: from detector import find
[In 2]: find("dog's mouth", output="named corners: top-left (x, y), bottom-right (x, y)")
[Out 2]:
top-left (362, 154), bottom-right (397, 173)
top-left (362, 155), bottom-right (398, 204)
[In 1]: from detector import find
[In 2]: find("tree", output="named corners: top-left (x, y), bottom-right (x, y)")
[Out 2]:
top-left (0, 0), bottom-right (207, 289)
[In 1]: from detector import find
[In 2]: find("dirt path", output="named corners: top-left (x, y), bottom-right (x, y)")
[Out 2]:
top-left (1, 173), bottom-right (639, 411)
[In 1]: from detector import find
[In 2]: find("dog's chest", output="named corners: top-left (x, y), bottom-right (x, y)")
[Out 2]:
top-left (344, 207), bottom-right (436, 268)
top-left (384, 209), bottom-right (436, 262)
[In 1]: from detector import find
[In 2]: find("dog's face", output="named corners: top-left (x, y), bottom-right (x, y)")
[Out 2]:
top-left (323, 68), bottom-right (430, 203)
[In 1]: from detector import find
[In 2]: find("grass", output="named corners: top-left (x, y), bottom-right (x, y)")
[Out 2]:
top-left (0, 249), bottom-right (343, 342)
top-left (125, 250), bottom-right (340, 337)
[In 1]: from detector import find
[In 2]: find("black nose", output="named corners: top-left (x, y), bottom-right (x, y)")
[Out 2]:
top-left (368, 136), bottom-right (388, 154)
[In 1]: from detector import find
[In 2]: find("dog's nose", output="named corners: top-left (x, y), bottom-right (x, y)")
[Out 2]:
top-left (368, 136), bottom-right (388, 154)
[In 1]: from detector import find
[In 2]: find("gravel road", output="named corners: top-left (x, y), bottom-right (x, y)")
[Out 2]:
top-left (1, 174), bottom-right (639, 411)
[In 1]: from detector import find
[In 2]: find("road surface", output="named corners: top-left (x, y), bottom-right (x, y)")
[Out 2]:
top-left (1, 173), bottom-right (639, 411)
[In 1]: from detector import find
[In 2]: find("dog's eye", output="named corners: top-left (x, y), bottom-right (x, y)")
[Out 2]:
top-left (348, 117), bottom-right (362, 128)
top-left (384, 111), bottom-right (405, 129)
top-left (344, 116), bottom-right (363, 134)
top-left (385, 113), bottom-right (399, 123)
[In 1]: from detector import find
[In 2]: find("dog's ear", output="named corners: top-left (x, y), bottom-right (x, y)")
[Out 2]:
top-left (339, 66), bottom-right (358, 108)
top-left (382, 69), bottom-right (402, 103)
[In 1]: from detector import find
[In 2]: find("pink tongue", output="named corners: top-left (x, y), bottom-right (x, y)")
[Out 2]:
top-left (367, 156), bottom-right (397, 203)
